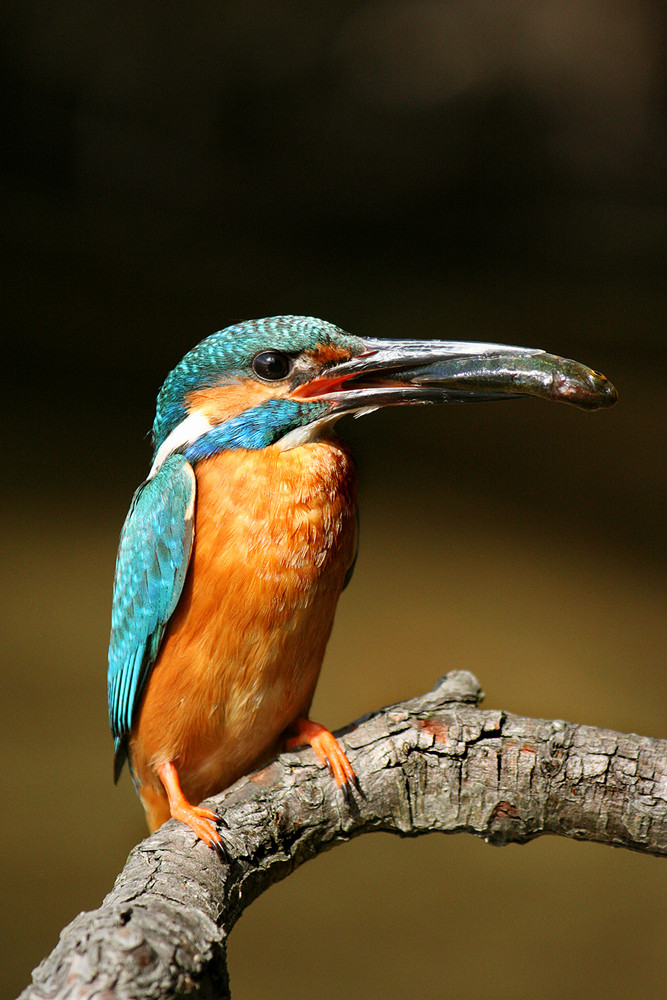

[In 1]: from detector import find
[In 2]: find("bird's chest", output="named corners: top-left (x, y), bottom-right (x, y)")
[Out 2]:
top-left (192, 438), bottom-right (357, 618)
top-left (159, 438), bottom-right (358, 744)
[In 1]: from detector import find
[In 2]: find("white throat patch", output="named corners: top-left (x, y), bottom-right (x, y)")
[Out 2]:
top-left (276, 406), bottom-right (379, 451)
top-left (276, 413), bottom-right (341, 451)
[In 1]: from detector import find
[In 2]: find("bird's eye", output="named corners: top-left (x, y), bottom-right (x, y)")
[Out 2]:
top-left (252, 350), bottom-right (292, 381)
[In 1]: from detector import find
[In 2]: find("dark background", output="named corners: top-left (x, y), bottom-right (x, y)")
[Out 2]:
top-left (2, 2), bottom-right (666, 997)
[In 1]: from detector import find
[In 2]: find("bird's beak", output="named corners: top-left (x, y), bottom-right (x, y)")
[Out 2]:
top-left (292, 338), bottom-right (617, 414)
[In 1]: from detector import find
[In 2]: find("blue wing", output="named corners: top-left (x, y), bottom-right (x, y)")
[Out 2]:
top-left (107, 453), bottom-right (196, 781)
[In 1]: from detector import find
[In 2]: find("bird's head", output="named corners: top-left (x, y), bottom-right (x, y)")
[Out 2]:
top-left (149, 315), bottom-right (616, 475)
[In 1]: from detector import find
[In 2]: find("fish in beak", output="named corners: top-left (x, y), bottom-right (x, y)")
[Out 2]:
top-left (293, 338), bottom-right (617, 414)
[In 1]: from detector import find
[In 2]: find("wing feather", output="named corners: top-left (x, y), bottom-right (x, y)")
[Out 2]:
top-left (107, 454), bottom-right (196, 780)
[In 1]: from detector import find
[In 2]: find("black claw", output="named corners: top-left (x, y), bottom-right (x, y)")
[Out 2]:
top-left (338, 773), bottom-right (363, 805)
top-left (206, 828), bottom-right (227, 857)
top-left (339, 780), bottom-right (352, 806)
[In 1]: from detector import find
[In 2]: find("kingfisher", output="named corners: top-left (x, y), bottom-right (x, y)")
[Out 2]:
top-left (108, 315), bottom-right (616, 848)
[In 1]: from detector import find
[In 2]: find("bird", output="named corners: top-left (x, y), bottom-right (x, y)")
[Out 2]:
top-left (107, 315), bottom-right (616, 847)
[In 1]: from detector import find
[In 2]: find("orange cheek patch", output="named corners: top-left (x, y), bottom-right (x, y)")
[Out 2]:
top-left (308, 344), bottom-right (353, 365)
top-left (186, 379), bottom-right (290, 424)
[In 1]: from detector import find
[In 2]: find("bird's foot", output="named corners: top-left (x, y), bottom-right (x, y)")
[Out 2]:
top-left (172, 802), bottom-right (222, 850)
top-left (157, 761), bottom-right (223, 849)
top-left (285, 717), bottom-right (358, 791)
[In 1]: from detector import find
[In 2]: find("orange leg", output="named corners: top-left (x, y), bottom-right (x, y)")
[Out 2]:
top-left (285, 717), bottom-right (357, 789)
top-left (157, 761), bottom-right (222, 849)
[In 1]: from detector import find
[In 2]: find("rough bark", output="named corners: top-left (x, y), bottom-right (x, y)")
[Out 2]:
top-left (20, 671), bottom-right (667, 1000)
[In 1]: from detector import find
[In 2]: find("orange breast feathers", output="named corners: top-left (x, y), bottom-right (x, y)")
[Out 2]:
top-left (129, 437), bottom-right (358, 816)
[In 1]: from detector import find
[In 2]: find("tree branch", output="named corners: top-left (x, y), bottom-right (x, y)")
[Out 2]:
top-left (20, 671), bottom-right (667, 1000)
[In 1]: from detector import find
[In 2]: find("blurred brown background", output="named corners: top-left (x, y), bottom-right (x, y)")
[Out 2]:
top-left (2, 2), bottom-right (666, 998)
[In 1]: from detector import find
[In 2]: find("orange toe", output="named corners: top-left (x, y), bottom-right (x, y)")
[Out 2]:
top-left (170, 801), bottom-right (222, 849)
top-left (157, 760), bottom-right (222, 849)
top-left (285, 717), bottom-right (357, 789)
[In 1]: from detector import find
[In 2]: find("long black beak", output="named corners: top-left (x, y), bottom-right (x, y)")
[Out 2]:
top-left (294, 338), bottom-right (617, 413)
